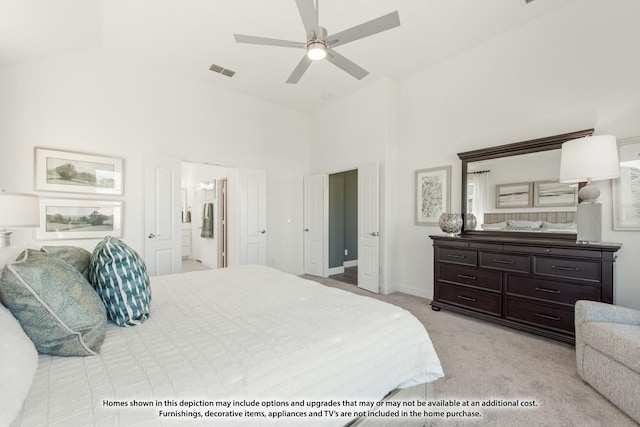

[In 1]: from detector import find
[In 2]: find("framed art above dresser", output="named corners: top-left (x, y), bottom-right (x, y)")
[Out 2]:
top-left (429, 130), bottom-right (622, 344)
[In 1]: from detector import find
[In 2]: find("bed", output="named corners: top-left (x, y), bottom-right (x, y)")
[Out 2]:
top-left (481, 211), bottom-right (577, 233)
top-left (2, 253), bottom-right (443, 427)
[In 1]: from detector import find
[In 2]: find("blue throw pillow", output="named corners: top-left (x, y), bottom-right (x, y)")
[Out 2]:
top-left (0, 250), bottom-right (107, 356)
top-left (89, 237), bottom-right (151, 327)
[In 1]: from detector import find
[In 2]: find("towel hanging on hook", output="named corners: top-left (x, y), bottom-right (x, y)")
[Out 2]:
top-left (200, 202), bottom-right (214, 238)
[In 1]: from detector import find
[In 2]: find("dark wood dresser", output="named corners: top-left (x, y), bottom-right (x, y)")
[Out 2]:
top-left (430, 234), bottom-right (621, 344)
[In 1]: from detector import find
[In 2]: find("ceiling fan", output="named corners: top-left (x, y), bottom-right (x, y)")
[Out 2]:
top-left (233, 0), bottom-right (400, 84)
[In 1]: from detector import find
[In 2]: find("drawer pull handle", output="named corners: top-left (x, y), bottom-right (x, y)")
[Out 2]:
top-left (535, 287), bottom-right (561, 294)
top-left (551, 265), bottom-right (579, 272)
top-left (457, 295), bottom-right (477, 302)
top-left (448, 254), bottom-right (466, 259)
top-left (535, 313), bottom-right (561, 321)
top-left (457, 274), bottom-right (477, 280)
top-left (492, 259), bottom-right (515, 265)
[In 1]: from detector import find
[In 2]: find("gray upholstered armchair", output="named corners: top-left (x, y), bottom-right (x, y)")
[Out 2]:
top-left (575, 300), bottom-right (640, 423)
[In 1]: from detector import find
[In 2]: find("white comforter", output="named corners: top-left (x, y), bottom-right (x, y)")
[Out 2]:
top-left (13, 265), bottom-right (443, 426)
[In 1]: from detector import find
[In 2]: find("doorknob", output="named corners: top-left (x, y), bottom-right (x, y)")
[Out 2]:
top-left (304, 228), bottom-right (309, 232)
top-left (148, 233), bottom-right (157, 239)
top-left (260, 230), bottom-right (266, 234)
top-left (368, 232), bottom-right (379, 237)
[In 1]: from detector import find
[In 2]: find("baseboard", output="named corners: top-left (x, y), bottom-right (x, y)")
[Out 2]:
top-left (343, 260), bottom-right (358, 268)
top-left (390, 282), bottom-right (431, 299)
top-left (328, 266), bottom-right (345, 275)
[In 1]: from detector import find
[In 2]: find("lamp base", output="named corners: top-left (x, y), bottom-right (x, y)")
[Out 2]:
top-left (576, 202), bottom-right (601, 243)
top-left (578, 183), bottom-right (600, 204)
top-left (0, 229), bottom-right (12, 248)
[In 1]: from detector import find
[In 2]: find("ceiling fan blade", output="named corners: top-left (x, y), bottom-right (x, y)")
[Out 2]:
top-left (286, 55), bottom-right (313, 84)
top-left (327, 11), bottom-right (400, 48)
top-left (234, 34), bottom-right (304, 48)
top-left (325, 50), bottom-right (368, 80)
top-left (295, 0), bottom-right (320, 38)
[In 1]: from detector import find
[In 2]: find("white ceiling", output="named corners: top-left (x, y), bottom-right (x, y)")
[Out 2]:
top-left (0, 0), bottom-right (578, 113)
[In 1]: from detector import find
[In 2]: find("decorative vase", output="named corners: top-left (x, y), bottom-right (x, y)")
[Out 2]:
top-left (465, 213), bottom-right (477, 231)
top-left (439, 213), bottom-right (463, 236)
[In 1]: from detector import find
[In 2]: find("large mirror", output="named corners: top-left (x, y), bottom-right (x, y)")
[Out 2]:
top-left (459, 129), bottom-right (594, 239)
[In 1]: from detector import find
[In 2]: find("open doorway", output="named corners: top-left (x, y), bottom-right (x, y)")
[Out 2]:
top-left (328, 169), bottom-right (358, 285)
top-left (181, 162), bottom-right (237, 271)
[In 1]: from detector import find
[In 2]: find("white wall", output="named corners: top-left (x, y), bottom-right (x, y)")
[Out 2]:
top-left (395, 0), bottom-right (640, 309)
top-left (0, 50), bottom-right (310, 275)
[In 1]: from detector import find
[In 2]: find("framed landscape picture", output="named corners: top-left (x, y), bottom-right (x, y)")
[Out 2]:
top-left (415, 165), bottom-right (451, 225)
top-left (533, 181), bottom-right (577, 207)
top-left (35, 148), bottom-right (123, 195)
top-left (37, 198), bottom-right (123, 240)
top-left (613, 136), bottom-right (640, 230)
top-left (496, 182), bottom-right (532, 208)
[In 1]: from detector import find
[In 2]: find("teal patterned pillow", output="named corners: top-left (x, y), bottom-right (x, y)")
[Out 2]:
top-left (89, 237), bottom-right (151, 327)
top-left (41, 246), bottom-right (92, 280)
top-left (0, 250), bottom-right (107, 357)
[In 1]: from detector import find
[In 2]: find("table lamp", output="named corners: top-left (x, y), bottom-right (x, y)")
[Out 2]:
top-left (0, 191), bottom-right (40, 248)
top-left (559, 135), bottom-right (619, 242)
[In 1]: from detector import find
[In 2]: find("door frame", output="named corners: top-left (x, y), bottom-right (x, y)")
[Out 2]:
top-left (318, 164), bottom-right (380, 293)
top-left (324, 166), bottom-right (355, 280)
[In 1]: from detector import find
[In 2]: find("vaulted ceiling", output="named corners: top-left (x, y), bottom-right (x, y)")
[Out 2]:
top-left (1, 0), bottom-right (577, 112)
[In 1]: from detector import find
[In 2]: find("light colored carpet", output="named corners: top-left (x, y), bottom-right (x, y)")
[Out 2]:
top-left (303, 275), bottom-right (638, 427)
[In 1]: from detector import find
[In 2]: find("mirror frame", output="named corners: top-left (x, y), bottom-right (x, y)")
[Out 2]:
top-left (458, 128), bottom-right (594, 240)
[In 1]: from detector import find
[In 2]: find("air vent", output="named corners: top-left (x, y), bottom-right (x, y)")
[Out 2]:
top-left (209, 64), bottom-right (235, 78)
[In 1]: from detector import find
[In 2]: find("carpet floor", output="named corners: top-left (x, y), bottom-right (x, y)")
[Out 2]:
top-left (303, 275), bottom-right (638, 427)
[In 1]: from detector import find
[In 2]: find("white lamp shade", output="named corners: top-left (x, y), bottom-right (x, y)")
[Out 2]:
top-left (0, 192), bottom-right (40, 228)
top-left (559, 135), bottom-right (620, 183)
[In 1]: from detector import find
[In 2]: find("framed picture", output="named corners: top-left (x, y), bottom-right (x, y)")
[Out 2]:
top-left (533, 181), bottom-right (578, 207)
top-left (415, 165), bottom-right (451, 225)
top-left (37, 198), bottom-right (123, 240)
top-left (35, 148), bottom-right (123, 195)
top-left (613, 136), bottom-right (640, 230)
top-left (496, 182), bottom-right (532, 208)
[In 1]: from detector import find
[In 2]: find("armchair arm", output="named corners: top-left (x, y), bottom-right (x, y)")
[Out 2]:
top-left (574, 300), bottom-right (640, 379)
top-left (575, 300), bottom-right (640, 328)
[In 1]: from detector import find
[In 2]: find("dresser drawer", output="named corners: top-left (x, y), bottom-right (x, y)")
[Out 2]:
top-left (505, 297), bottom-right (574, 334)
top-left (505, 245), bottom-right (601, 259)
top-left (437, 247), bottom-right (477, 266)
top-left (533, 256), bottom-right (601, 283)
top-left (438, 283), bottom-right (502, 316)
top-left (506, 275), bottom-right (600, 306)
top-left (479, 251), bottom-right (530, 274)
top-left (436, 240), bottom-right (502, 251)
top-left (439, 263), bottom-right (502, 292)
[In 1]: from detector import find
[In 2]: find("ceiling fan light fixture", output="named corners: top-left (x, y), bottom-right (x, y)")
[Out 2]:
top-left (306, 41), bottom-right (327, 60)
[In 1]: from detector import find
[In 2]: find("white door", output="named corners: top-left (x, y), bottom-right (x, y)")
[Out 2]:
top-left (358, 162), bottom-right (380, 293)
top-left (144, 155), bottom-right (182, 276)
top-left (303, 173), bottom-right (327, 277)
top-left (239, 168), bottom-right (267, 265)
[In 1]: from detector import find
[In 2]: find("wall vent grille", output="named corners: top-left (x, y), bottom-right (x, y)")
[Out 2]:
top-left (209, 64), bottom-right (236, 77)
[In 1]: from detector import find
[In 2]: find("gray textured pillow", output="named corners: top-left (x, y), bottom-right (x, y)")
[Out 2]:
top-left (0, 250), bottom-right (107, 357)
top-left (41, 245), bottom-right (92, 280)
